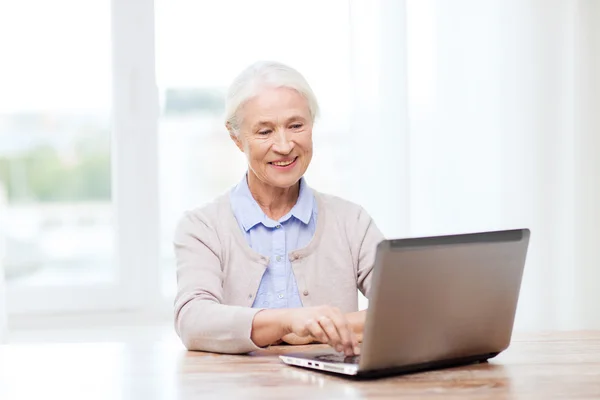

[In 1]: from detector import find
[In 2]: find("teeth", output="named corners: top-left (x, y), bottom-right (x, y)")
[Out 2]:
top-left (273, 159), bottom-right (294, 166)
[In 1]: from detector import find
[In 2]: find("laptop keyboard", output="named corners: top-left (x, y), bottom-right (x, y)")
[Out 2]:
top-left (313, 354), bottom-right (361, 364)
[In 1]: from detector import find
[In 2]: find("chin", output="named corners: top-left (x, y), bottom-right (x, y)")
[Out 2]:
top-left (267, 174), bottom-right (302, 189)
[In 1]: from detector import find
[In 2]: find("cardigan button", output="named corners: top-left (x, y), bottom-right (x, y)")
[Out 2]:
top-left (248, 294), bottom-right (253, 299)
top-left (303, 290), bottom-right (309, 296)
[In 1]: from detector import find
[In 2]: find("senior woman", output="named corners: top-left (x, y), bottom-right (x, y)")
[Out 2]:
top-left (174, 61), bottom-right (384, 356)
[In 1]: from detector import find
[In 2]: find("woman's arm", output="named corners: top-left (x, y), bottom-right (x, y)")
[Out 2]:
top-left (249, 309), bottom-right (288, 347)
top-left (175, 212), bottom-right (264, 354)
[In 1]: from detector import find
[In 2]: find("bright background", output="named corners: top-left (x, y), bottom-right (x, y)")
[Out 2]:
top-left (0, 0), bottom-right (599, 336)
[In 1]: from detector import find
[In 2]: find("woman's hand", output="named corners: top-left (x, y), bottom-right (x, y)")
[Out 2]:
top-left (281, 332), bottom-right (317, 345)
top-left (281, 310), bottom-right (367, 345)
top-left (282, 306), bottom-right (360, 356)
top-left (251, 307), bottom-right (364, 355)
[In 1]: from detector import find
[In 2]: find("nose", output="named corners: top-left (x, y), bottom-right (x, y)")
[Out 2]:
top-left (272, 129), bottom-right (294, 154)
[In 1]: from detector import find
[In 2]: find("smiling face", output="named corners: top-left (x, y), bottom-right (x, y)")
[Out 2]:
top-left (229, 86), bottom-right (313, 189)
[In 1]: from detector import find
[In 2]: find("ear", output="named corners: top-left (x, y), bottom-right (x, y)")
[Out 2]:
top-left (227, 122), bottom-right (244, 153)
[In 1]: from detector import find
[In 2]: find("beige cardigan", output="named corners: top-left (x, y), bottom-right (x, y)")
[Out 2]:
top-left (173, 190), bottom-right (384, 354)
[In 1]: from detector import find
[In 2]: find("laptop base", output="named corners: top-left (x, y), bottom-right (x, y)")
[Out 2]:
top-left (280, 352), bottom-right (499, 380)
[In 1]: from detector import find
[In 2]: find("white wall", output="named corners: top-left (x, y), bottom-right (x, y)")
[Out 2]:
top-left (572, 0), bottom-right (600, 329)
top-left (353, 0), bottom-right (600, 330)
top-left (349, 0), bottom-right (411, 239)
top-left (407, 0), bottom-right (567, 330)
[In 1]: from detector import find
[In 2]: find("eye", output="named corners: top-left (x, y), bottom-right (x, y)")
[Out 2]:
top-left (258, 129), bottom-right (272, 135)
top-left (290, 123), bottom-right (303, 130)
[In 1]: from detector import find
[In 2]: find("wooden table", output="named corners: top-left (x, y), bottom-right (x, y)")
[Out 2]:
top-left (1, 331), bottom-right (599, 399)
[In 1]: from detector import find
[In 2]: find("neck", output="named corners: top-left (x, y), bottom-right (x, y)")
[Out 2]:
top-left (247, 172), bottom-right (300, 221)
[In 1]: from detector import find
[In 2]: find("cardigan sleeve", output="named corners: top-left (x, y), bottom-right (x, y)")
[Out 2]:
top-left (173, 211), bottom-right (263, 354)
top-left (353, 207), bottom-right (385, 299)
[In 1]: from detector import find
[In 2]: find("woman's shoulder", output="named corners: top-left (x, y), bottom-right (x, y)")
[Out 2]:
top-left (313, 190), bottom-right (375, 230)
top-left (174, 192), bottom-right (233, 238)
top-left (312, 190), bottom-right (384, 252)
top-left (314, 190), bottom-right (368, 216)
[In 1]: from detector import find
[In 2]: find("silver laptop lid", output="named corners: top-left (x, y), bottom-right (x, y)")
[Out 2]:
top-left (359, 229), bottom-right (530, 372)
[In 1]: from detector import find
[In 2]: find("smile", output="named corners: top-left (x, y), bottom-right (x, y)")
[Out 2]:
top-left (269, 157), bottom-right (298, 168)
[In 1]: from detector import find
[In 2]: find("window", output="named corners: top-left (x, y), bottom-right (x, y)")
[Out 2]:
top-left (2, 0), bottom-right (160, 314)
top-left (0, 2), bottom-right (114, 291)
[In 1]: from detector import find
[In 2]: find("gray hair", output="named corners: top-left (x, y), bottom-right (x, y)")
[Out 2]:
top-left (225, 61), bottom-right (320, 135)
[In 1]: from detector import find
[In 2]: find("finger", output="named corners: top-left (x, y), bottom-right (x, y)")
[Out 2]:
top-left (350, 330), bottom-right (361, 355)
top-left (317, 316), bottom-right (345, 353)
top-left (325, 313), bottom-right (355, 356)
top-left (305, 319), bottom-right (328, 344)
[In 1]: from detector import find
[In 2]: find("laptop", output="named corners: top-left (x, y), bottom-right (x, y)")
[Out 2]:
top-left (279, 228), bottom-right (530, 378)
